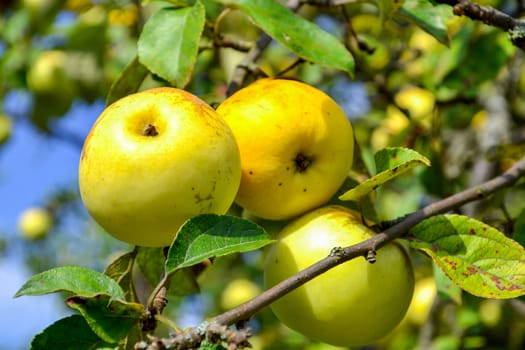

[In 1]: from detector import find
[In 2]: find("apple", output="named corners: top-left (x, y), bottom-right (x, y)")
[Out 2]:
top-left (79, 87), bottom-right (241, 247)
top-left (27, 50), bottom-right (76, 98)
top-left (216, 78), bottom-right (354, 220)
top-left (27, 50), bottom-right (76, 121)
top-left (0, 113), bottom-right (12, 145)
top-left (18, 207), bottom-right (54, 240)
top-left (405, 276), bottom-right (437, 325)
top-left (394, 86), bottom-right (435, 120)
top-left (264, 205), bottom-right (414, 347)
top-left (220, 278), bottom-right (261, 310)
top-left (479, 299), bottom-right (503, 328)
top-left (23, 0), bottom-right (56, 15)
top-left (370, 104), bottom-right (409, 151)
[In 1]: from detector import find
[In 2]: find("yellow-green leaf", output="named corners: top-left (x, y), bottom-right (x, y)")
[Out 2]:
top-left (408, 214), bottom-right (525, 299)
top-left (339, 147), bottom-right (430, 201)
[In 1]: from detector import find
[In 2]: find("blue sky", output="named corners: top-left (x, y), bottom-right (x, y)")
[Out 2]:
top-left (0, 95), bottom-right (104, 349)
top-left (0, 93), bottom-right (102, 233)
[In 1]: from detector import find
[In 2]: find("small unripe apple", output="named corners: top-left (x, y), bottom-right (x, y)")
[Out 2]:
top-left (405, 276), bottom-right (437, 325)
top-left (264, 205), bottom-right (414, 347)
top-left (18, 207), bottom-right (53, 240)
top-left (220, 278), bottom-right (261, 310)
top-left (394, 86), bottom-right (435, 120)
top-left (27, 50), bottom-right (76, 98)
top-left (79, 87), bottom-right (241, 247)
top-left (479, 299), bottom-right (503, 328)
top-left (0, 113), bottom-right (12, 145)
top-left (23, 0), bottom-right (56, 15)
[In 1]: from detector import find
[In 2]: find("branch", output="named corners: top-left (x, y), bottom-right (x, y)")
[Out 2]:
top-left (210, 8), bottom-right (254, 53)
top-left (214, 154), bottom-right (525, 326)
top-left (435, 0), bottom-right (525, 50)
top-left (137, 154), bottom-right (525, 349)
top-left (226, 0), bottom-right (302, 96)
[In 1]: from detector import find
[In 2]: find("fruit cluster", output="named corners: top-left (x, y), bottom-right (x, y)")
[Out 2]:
top-left (78, 78), bottom-right (414, 347)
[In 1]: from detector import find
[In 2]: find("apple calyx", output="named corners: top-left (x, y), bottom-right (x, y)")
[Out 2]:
top-left (143, 123), bottom-right (159, 136)
top-left (294, 153), bottom-right (313, 173)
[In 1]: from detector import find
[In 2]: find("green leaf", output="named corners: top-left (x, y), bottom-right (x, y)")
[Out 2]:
top-left (408, 214), bottom-right (525, 299)
top-left (149, 0), bottom-right (197, 5)
top-left (137, 1), bottom-right (205, 87)
top-left (339, 147), bottom-right (430, 201)
top-left (513, 208), bottom-right (525, 248)
top-left (136, 247), bottom-right (166, 287)
top-left (199, 340), bottom-right (228, 350)
top-left (15, 266), bottom-right (125, 300)
top-left (218, 0), bottom-right (354, 74)
top-left (120, 323), bottom-right (144, 350)
top-left (168, 268), bottom-right (201, 295)
top-left (433, 262), bottom-right (462, 304)
top-left (136, 247), bottom-right (200, 295)
top-left (375, 147), bottom-right (430, 173)
top-left (67, 294), bottom-right (144, 344)
top-left (3, 9), bottom-right (31, 44)
top-left (104, 250), bottom-right (139, 303)
top-left (440, 30), bottom-right (515, 99)
top-left (165, 214), bottom-right (272, 274)
top-left (398, 0), bottom-right (452, 46)
top-left (31, 315), bottom-right (117, 350)
top-left (373, 0), bottom-right (404, 22)
top-left (106, 56), bottom-right (149, 106)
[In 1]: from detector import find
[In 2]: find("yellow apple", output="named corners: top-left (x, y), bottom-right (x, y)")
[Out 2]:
top-left (264, 205), bottom-right (414, 347)
top-left (220, 278), bottom-right (261, 310)
top-left (18, 207), bottom-right (54, 240)
top-left (216, 78), bottom-right (354, 220)
top-left (394, 86), bottom-right (435, 120)
top-left (79, 87), bottom-right (241, 247)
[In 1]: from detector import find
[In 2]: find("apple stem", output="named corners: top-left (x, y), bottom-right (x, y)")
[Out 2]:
top-left (143, 124), bottom-right (159, 136)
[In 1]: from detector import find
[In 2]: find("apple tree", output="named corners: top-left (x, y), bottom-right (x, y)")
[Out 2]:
top-left (3, 0), bottom-right (525, 349)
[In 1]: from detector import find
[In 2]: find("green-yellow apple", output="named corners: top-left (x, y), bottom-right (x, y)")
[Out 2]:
top-left (23, 0), bottom-right (56, 15)
top-left (79, 87), bottom-right (241, 247)
top-left (18, 207), bottom-right (53, 240)
top-left (479, 298), bottom-right (503, 328)
top-left (27, 50), bottom-right (76, 121)
top-left (264, 205), bottom-right (414, 347)
top-left (216, 78), bottom-right (354, 220)
top-left (405, 276), bottom-right (437, 325)
top-left (220, 278), bottom-right (261, 310)
top-left (0, 113), bottom-right (12, 145)
top-left (27, 50), bottom-right (76, 98)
